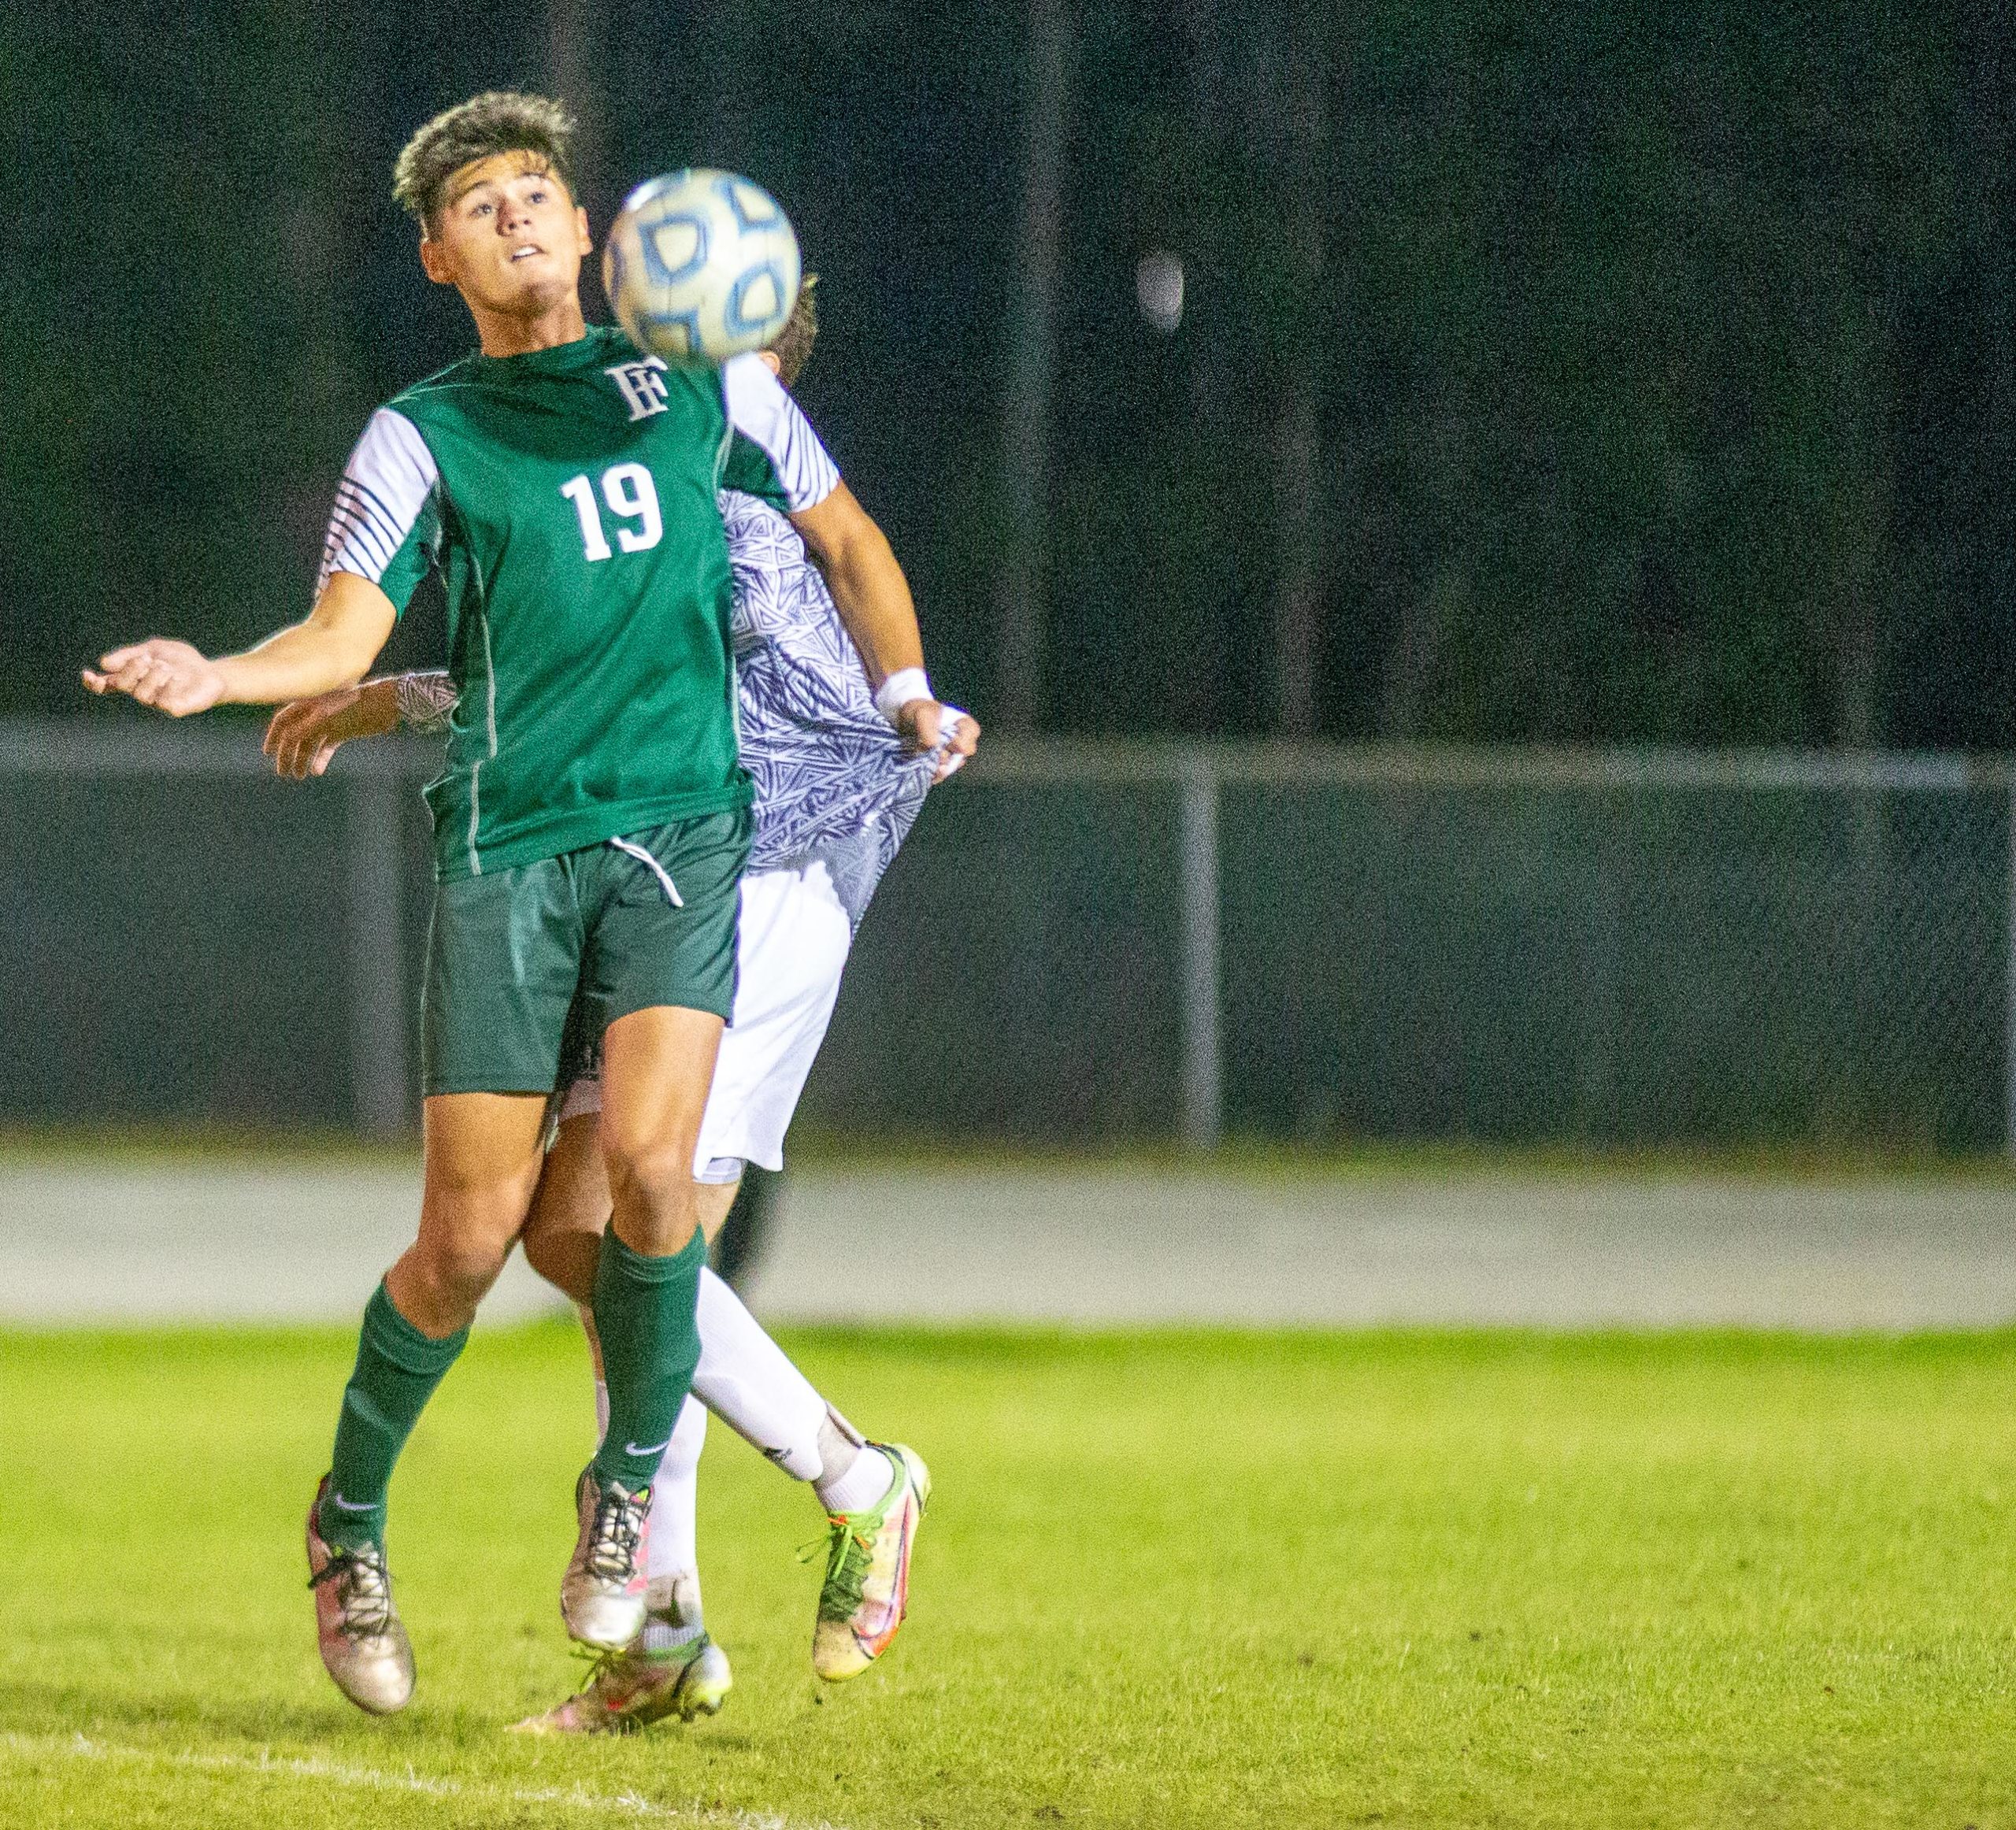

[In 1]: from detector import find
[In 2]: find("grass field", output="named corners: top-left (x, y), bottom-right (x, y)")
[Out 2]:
top-left (2, 1322), bottom-right (2014, 1828)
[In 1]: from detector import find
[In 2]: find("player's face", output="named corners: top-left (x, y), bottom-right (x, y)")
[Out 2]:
top-left (420, 152), bottom-right (591, 317)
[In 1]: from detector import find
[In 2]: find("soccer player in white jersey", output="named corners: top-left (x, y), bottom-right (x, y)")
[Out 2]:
top-left (266, 278), bottom-right (978, 1731)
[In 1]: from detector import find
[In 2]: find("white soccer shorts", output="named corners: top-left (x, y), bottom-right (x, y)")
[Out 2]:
top-left (551, 856), bottom-right (853, 1182)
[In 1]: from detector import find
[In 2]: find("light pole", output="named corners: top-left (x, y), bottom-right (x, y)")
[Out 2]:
top-left (996, 0), bottom-right (1077, 733)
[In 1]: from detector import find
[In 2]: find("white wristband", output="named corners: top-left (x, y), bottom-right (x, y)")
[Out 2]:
top-left (873, 667), bottom-right (933, 727)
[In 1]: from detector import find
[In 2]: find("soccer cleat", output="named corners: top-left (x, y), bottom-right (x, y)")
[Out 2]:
top-left (508, 1634), bottom-right (733, 1735)
top-left (561, 1468), bottom-right (651, 1651)
top-left (306, 1476), bottom-right (414, 1715)
top-left (808, 1443), bottom-right (930, 1681)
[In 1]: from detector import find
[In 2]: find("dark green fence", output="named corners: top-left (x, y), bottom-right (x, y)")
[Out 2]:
top-left (3, 724), bottom-right (2009, 1154)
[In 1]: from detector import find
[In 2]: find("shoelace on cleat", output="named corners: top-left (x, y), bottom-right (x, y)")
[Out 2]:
top-left (573, 1632), bottom-right (702, 1682)
top-left (552, 1654), bottom-right (647, 1736)
top-left (800, 1513), bottom-right (877, 1622)
top-left (309, 1547), bottom-right (394, 1638)
top-left (582, 1485), bottom-right (648, 1584)
top-left (569, 1643), bottom-right (628, 1697)
top-left (564, 1643), bottom-right (693, 1731)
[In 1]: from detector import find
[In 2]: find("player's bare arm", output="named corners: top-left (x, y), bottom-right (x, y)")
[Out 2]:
top-left (264, 677), bottom-right (402, 779)
top-left (81, 571), bottom-right (397, 718)
top-left (791, 482), bottom-right (980, 777)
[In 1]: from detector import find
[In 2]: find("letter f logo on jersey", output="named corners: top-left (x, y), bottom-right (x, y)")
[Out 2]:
top-left (606, 357), bottom-right (670, 422)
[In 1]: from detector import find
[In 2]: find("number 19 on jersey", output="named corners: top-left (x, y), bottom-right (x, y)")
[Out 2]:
top-left (561, 463), bottom-right (663, 562)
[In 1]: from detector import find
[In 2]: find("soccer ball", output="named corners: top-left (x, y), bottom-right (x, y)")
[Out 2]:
top-left (603, 169), bottom-right (802, 366)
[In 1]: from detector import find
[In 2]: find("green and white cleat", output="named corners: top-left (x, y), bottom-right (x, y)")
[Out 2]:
top-left (509, 1634), bottom-right (733, 1736)
top-left (306, 1476), bottom-right (414, 1715)
top-left (809, 1443), bottom-right (930, 1682)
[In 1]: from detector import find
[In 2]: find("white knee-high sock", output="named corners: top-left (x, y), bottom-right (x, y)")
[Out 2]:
top-left (692, 1266), bottom-right (890, 1513)
top-left (647, 1395), bottom-right (706, 1584)
top-left (691, 1266), bottom-right (825, 1475)
top-left (643, 1396), bottom-right (708, 1651)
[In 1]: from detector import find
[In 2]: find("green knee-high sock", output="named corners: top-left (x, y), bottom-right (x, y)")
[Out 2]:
top-left (591, 1228), bottom-right (706, 1492)
top-left (317, 1282), bottom-right (469, 1553)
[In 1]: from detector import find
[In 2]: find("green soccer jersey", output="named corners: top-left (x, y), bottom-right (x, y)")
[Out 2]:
top-left (318, 324), bottom-right (839, 879)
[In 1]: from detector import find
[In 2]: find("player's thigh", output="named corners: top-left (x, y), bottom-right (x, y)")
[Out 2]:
top-left (417, 1089), bottom-right (551, 1261)
top-left (599, 1007), bottom-right (723, 1252)
top-left (528, 1110), bottom-right (613, 1239)
top-left (534, 983), bottom-right (728, 1261)
top-left (598, 1004), bottom-right (725, 1172)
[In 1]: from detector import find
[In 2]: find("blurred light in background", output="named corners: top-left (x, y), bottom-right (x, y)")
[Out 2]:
top-left (1136, 250), bottom-right (1184, 332)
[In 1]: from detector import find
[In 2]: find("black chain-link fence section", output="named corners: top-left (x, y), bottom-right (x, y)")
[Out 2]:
top-left (1212, 782), bottom-right (2008, 1152)
top-left (0, 746), bottom-right (432, 1132)
top-left (2, 728), bottom-right (2009, 1154)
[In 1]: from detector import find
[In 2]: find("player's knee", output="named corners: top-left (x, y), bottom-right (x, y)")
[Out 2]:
top-left (597, 1101), bottom-right (692, 1180)
top-left (602, 1139), bottom-right (701, 1244)
top-left (604, 1138), bottom-right (695, 1206)
top-left (521, 1217), bottom-right (597, 1304)
top-left (411, 1230), bottom-right (511, 1310)
top-left (520, 1220), bottom-right (565, 1285)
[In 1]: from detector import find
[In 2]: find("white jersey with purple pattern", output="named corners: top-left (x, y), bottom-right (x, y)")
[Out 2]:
top-left (722, 487), bottom-right (932, 916)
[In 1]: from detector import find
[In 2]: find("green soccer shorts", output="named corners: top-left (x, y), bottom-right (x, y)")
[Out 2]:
top-left (421, 808), bottom-right (751, 1098)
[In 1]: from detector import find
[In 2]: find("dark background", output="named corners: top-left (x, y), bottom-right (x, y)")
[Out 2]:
top-left (6, 4), bottom-right (2014, 748)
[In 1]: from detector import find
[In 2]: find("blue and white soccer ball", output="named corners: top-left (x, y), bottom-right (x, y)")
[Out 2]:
top-left (603, 169), bottom-right (802, 366)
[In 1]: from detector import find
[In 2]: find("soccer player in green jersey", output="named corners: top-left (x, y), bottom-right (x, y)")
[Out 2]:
top-left (269, 282), bottom-right (969, 1732)
top-left (81, 91), bottom-right (965, 1717)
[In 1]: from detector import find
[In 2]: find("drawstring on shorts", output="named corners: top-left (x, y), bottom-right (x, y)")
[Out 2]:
top-left (606, 836), bottom-right (684, 906)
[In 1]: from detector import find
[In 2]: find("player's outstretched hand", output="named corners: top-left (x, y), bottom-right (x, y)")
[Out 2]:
top-left (264, 682), bottom-right (399, 780)
top-left (81, 640), bottom-right (226, 717)
top-left (898, 701), bottom-right (981, 783)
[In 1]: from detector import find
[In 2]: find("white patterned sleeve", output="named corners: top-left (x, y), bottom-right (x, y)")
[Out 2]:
top-left (394, 671), bottom-right (458, 733)
top-left (721, 354), bottom-right (841, 512)
top-left (316, 409), bottom-right (442, 613)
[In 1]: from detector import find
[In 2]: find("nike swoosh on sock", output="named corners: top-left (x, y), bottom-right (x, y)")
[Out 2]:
top-left (624, 1439), bottom-right (672, 1458)
top-left (327, 1491), bottom-right (376, 1512)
